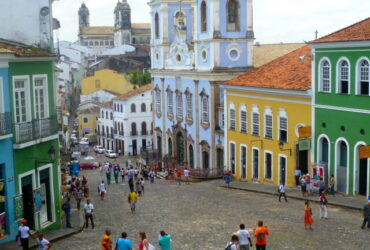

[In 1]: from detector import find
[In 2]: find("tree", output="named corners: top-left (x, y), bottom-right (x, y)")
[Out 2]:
top-left (128, 70), bottom-right (151, 87)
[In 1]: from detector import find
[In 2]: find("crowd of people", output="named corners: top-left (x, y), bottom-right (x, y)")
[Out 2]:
top-left (224, 222), bottom-right (269, 250)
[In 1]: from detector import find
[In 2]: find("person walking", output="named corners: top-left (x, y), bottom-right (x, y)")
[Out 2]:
top-left (121, 168), bottom-right (126, 183)
top-left (136, 179), bottom-right (142, 197)
top-left (294, 168), bottom-right (301, 186)
top-left (99, 181), bottom-right (107, 201)
top-left (318, 177), bottom-right (325, 196)
top-left (82, 176), bottom-right (89, 197)
top-left (176, 169), bottom-right (182, 186)
top-left (62, 198), bottom-right (72, 228)
top-left (184, 167), bottom-right (190, 184)
top-left (75, 187), bottom-right (83, 211)
top-left (105, 164), bottom-right (112, 185)
top-left (36, 233), bottom-right (51, 250)
top-left (18, 220), bottom-right (32, 250)
top-left (128, 189), bottom-right (137, 213)
top-left (114, 165), bottom-right (120, 184)
top-left (305, 174), bottom-right (312, 196)
top-left (225, 234), bottom-right (240, 250)
top-left (278, 183), bottom-right (288, 202)
top-left (140, 178), bottom-right (145, 196)
top-left (237, 224), bottom-right (253, 250)
top-left (361, 200), bottom-right (370, 229)
top-left (304, 201), bottom-right (314, 230)
top-left (84, 199), bottom-right (95, 229)
top-left (101, 229), bottom-right (112, 250)
top-left (253, 221), bottom-right (269, 250)
top-left (138, 232), bottom-right (149, 250)
top-left (158, 230), bottom-right (172, 250)
top-left (319, 191), bottom-right (328, 219)
top-left (329, 174), bottom-right (335, 196)
top-left (115, 232), bottom-right (133, 250)
top-left (300, 175), bottom-right (307, 197)
top-left (149, 169), bottom-right (155, 184)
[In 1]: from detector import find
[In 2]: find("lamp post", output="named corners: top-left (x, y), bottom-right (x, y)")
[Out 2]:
top-left (278, 141), bottom-right (292, 156)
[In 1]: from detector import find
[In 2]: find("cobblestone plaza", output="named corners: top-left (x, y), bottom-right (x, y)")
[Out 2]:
top-left (53, 169), bottom-right (370, 250)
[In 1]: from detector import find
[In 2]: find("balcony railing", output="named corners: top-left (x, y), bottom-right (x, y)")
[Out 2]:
top-left (130, 131), bottom-right (138, 136)
top-left (119, 131), bottom-right (124, 136)
top-left (0, 112), bottom-right (12, 136)
top-left (14, 116), bottom-right (58, 144)
top-left (141, 130), bottom-right (148, 135)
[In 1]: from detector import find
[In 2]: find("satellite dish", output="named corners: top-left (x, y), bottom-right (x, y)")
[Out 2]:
top-left (40, 7), bottom-right (50, 17)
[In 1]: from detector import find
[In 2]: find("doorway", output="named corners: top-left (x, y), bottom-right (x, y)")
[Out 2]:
top-left (202, 151), bottom-right (209, 169)
top-left (132, 140), bottom-right (137, 156)
top-left (217, 148), bottom-right (224, 170)
top-left (241, 146), bottom-right (247, 179)
top-left (279, 156), bottom-right (287, 185)
top-left (21, 175), bottom-right (35, 230)
top-left (230, 143), bottom-right (235, 174)
top-left (39, 168), bottom-right (52, 224)
top-left (252, 148), bottom-right (259, 179)
top-left (299, 150), bottom-right (308, 175)
top-left (142, 139), bottom-right (147, 150)
top-left (359, 158), bottom-right (368, 196)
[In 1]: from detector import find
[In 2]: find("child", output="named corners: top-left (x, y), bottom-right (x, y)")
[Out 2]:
top-left (136, 180), bottom-right (142, 196)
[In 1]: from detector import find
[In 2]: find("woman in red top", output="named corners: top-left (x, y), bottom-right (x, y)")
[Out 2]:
top-left (138, 232), bottom-right (149, 250)
top-left (304, 201), bottom-right (314, 230)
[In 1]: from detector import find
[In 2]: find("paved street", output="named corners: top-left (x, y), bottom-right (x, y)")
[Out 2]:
top-left (53, 168), bottom-right (370, 250)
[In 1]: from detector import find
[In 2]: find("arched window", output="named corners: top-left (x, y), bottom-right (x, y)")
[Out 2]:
top-left (227, 0), bottom-right (240, 32)
top-left (141, 103), bottom-right (146, 112)
top-left (338, 141), bottom-right (348, 167)
top-left (359, 59), bottom-right (370, 95)
top-left (201, 1), bottom-right (207, 32)
top-left (101, 111), bottom-right (104, 119)
top-left (155, 13), bottom-right (159, 39)
top-left (131, 122), bottom-right (137, 135)
top-left (110, 112), bottom-right (113, 120)
top-left (141, 122), bottom-right (147, 135)
top-left (189, 145), bottom-right (194, 168)
top-left (201, 95), bottom-right (209, 124)
top-left (229, 103), bottom-right (236, 130)
top-left (338, 60), bottom-right (349, 94)
top-left (105, 111), bottom-right (108, 119)
top-left (240, 105), bottom-right (247, 133)
top-left (102, 125), bottom-right (105, 136)
top-left (176, 91), bottom-right (183, 119)
top-left (131, 103), bottom-right (136, 113)
top-left (320, 59), bottom-right (331, 92)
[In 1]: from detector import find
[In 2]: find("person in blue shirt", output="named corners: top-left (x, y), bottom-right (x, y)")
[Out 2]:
top-left (62, 198), bottom-right (72, 228)
top-left (158, 230), bottom-right (172, 250)
top-left (116, 232), bottom-right (133, 250)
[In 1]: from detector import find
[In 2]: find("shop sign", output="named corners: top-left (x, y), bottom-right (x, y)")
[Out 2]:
top-left (299, 139), bottom-right (311, 151)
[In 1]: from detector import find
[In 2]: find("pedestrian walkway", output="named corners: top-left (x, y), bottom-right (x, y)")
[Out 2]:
top-left (1, 206), bottom-right (83, 250)
top-left (220, 180), bottom-right (366, 211)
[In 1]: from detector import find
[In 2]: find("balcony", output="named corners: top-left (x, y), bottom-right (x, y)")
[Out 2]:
top-left (130, 131), bottom-right (138, 136)
top-left (0, 112), bottom-right (12, 137)
top-left (14, 116), bottom-right (58, 144)
top-left (119, 131), bottom-right (124, 136)
top-left (141, 130), bottom-right (148, 135)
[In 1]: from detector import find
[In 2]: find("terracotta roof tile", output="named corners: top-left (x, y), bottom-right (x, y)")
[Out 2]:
top-left (0, 40), bottom-right (55, 57)
top-left (132, 23), bottom-right (151, 29)
top-left (99, 101), bottom-right (113, 107)
top-left (115, 83), bottom-right (152, 100)
top-left (222, 46), bottom-right (311, 91)
top-left (311, 17), bottom-right (370, 43)
top-left (82, 26), bottom-right (114, 35)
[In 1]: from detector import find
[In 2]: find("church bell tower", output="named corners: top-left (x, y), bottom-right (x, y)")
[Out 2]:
top-left (114, 0), bottom-right (132, 46)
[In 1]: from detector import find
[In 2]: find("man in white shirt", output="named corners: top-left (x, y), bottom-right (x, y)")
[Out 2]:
top-left (237, 224), bottom-right (253, 250)
top-left (183, 168), bottom-right (190, 184)
top-left (18, 219), bottom-right (31, 249)
top-left (278, 184), bottom-right (288, 202)
top-left (98, 181), bottom-right (107, 200)
top-left (37, 233), bottom-right (51, 250)
top-left (84, 199), bottom-right (95, 229)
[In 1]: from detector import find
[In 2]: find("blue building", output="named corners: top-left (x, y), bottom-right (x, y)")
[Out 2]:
top-left (0, 53), bottom-right (17, 243)
top-left (150, 0), bottom-right (254, 171)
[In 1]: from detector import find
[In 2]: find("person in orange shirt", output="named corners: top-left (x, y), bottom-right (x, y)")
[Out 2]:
top-left (101, 229), bottom-right (112, 250)
top-left (253, 220), bottom-right (269, 250)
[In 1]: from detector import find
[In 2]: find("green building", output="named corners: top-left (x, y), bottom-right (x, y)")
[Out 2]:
top-left (310, 18), bottom-right (370, 196)
top-left (3, 40), bottom-right (61, 231)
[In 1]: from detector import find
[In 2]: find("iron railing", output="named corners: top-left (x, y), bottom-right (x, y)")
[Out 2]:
top-left (130, 131), bottom-right (138, 136)
top-left (119, 131), bottom-right (124, 136)
top-left (14, 116), bottom-right (58, 144)
top-left (0, 112), bottom-right (12, 136)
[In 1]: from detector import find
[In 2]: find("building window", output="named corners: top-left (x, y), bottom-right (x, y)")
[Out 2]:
top-left (338, 60), bottom-right (349, 94)
top-left (279, 114), bottom-right (288, 143)
top-left (201, 1), bottom-right (207, 32)
top-left (141, 103), bottom-right (146, 112)
top-left (185, 92), bottom-right (192, 121)
top-left (101, 111), bottom-right (104, 119)
top-left (89, 41), bottom-right (93, 46)
top-left (227, 0), bottom-right (240, 32)
top-left (83, 117), bottom-right (88, 123)
top-left (94, 41), bottom-right (99, 46)
top-left (155, 87), bottom-right (161, 116)
top-left (230, 142), bottom-right (236, 174)
top-left (252, 107), bottom-right (260, 136)
top-left (264, 109), bottom-right (273, 139)
top-left (110, 112), bottom-right (113, 120)
top-left (167, 89), bottom-right (173, 117)
top-left (131, 122), bottom-right (137, 136)
top-left (131, 103), bottom-right (136, 113)
top-left (176, 91), bottom-right (183, 119)
top-left (359, 59), bottom-right (370, 95)
top-left (33, 76), bottom-right (48, 119)
top-left (320, 59), bottom-right (331, 92)
top-left (84, 41), bottom-right (88, 46)
top-left (155, 13), bottom-right (159, 39)
top-left (14, 78), bottom-right (28, 123)
top-left (120, 104), bottom-right (123, 113)
top-left (201, 95), bottom-right (209, 124)
top-left (265, 151), bottom-right (272, 180)
top-left (338, 141), bottom-right (348, 167)
top-left (229, 106), bottom-right (236, 131)
top-left (114, 104), bottom-right (116, 111)
top-left (252, 148), bottom-right (259, 179)
top-left (240, 105), bottom-right (247, 133)
top-left (106, 111), bottom-right (108, 119)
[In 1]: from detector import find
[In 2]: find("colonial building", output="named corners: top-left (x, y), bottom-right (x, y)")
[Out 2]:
top-left (221, 46), bottom-right (312, 187)
top-left (309, 18), bottom-right (370, 196)
top-left (151, 0), bottom-right (254, 171)
top-left (78, 1), bottom-right (151, 54)
top-left (97, 103), bottom-right (115, 150)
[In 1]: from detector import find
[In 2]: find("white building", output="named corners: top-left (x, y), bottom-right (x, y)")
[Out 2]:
top-left (80, 89), bottom-right (119, 104)
top-left (97, 84), bottom-right (153, 155)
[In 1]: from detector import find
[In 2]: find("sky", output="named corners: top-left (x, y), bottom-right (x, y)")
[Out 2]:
top-left (53, 0), bottom-right (370, 44)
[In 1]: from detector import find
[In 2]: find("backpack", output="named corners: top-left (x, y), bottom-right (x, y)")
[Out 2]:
top-left (225, 242), bottom-right (234, 250)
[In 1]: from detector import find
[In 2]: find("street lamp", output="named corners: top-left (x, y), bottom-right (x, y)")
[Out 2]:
top-left (34, 145), bottom-right (57, 181)
top-left (278, 141), bottom-right (292, 156)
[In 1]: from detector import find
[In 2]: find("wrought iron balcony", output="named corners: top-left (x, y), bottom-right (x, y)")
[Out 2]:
top-left (141, 130), bottom-right (148, 135)
top-left (130, 131), bottom-right (138, 136)
top-left (14, 116), bottom-right (58, 144)
top-left (0, 112), bottom-right (12, 136)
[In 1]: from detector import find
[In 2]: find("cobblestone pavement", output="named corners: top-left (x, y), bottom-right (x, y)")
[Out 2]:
top-left (53, 169), bottom-right (370, 250)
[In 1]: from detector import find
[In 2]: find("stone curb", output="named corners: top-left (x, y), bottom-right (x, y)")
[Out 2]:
top-left (221, 185), bottom-right (363, 211)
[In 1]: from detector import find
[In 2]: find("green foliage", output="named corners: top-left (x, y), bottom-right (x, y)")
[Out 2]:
top-left (128, 70), bottom-right (151, 87)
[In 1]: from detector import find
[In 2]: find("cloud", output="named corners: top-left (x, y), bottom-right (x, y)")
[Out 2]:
top-left (53, 0), bottom-right (370, 44)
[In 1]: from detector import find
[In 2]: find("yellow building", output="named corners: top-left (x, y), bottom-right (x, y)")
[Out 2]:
top-left (81, 69), bottom-right (134, 95)
top-left (77, 106), bottom-right (100, 137)
top-left (221, 46), bottom-right (312, 187)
